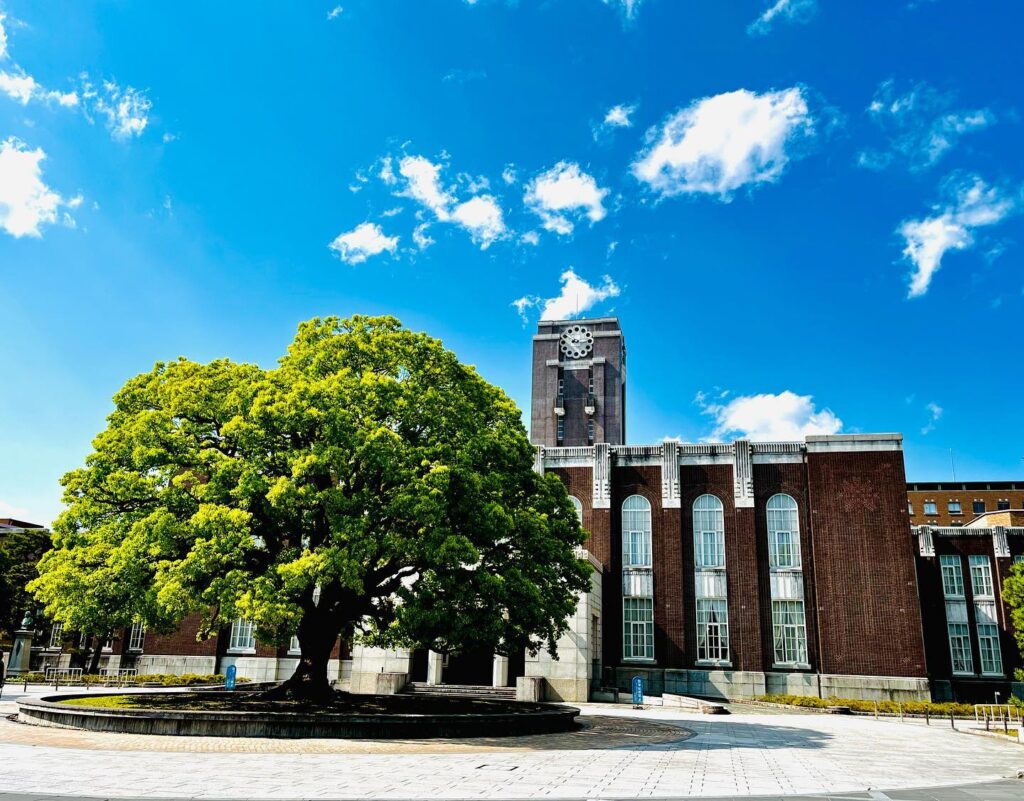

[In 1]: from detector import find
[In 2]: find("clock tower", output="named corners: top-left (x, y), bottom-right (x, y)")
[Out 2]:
top-left (530, 317), bottom-right (626, 447)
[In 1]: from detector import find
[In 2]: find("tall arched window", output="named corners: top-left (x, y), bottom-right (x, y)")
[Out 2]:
top-left (621, 495), bottom-right (653, 660)
top-left (693, 494), bottom-right (728, 663)
top-left (693, 494), bottom-right (725, 569)
top-left (569, 496), bottom-right (584, 525)
top-left (766, 493), bottom-right (808, 666)
top-left (622, 495), bottom-right (652, 567)
top-left (766, 493), bottom-right (801, 569)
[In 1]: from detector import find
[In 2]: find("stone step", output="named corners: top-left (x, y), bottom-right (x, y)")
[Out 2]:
top-left (403, 682), bottom-right (517, 700)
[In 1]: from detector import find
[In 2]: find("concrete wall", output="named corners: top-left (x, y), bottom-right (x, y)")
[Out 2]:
top-left (349, 645), bottom-right (413, 694)
top-left (525, 553), bottom-right (602, 702)
top-left (133, 655), bottom-right (218, 675)
top-left (611, 668), bottom-right (930, 702)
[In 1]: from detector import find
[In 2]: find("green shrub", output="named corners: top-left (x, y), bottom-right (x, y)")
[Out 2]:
top-left (754, 694), bottom-right (977, 718)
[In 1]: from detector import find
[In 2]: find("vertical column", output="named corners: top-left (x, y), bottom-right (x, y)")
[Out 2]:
top-left (492, 654), bottom-right (509, 688)
top-left (593, 442), bottom-right (611, 509)
top-left (426, 650), bottom-right (443, 685)
top-left (730, 441), bottom-right (763, 672)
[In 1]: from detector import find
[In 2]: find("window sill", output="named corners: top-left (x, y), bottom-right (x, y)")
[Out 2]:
top-left (772, 663), bottom-right (811, 670)
top-left (227, 648), bottom-right (256, 655)
top-left (695, 660), bottom-right (732, 668)
top-left (127, 648), bottom-right (143, 654)
top-left (951, 671), bottom-right (975, 677)
top-left (622, 657), bottom-right (656, 664)
top-left (287, 650), bottom-right (301, 657)
top-left (980, 672), bottom-right (1005, 678)
top-left (769, 567), bottom-right (803, 573)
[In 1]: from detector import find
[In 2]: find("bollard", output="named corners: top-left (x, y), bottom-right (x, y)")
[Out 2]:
top-left (898, 702), bottom-right (903, 723)
top-left (949, 711), bottom-right (955, 730)
top-left (925, 708), bottom-right (930, 725)
top-left (1004, 714), bottom-right (1009, 735)
top-left (874, 701), bottom-right (879, 719)
top-left (985, 710), bottom-right (989, 731)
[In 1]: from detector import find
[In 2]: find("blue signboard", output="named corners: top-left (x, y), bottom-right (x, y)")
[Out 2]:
top-left (225, 664), bottom-right (237, 690)
top-left (631, 675), bottom-right (643, 707)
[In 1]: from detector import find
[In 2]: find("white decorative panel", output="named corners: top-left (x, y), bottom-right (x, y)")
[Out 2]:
top-left (533, 446), bottom-right (545, 475)
top-left (661, 440), bottom-right (680, 508)
top-left (733, 439), bottom-right (754, 508)
top-left (593, 442), bottom-right (611, 509)
top-left (694, 570), bottom-right (727, 599)
top-left (918, 527), bottom-right (935, 557)
top-left (993, 527), bottom-right (1010, 558)
top-left (770, 571), bottom-right (805, 600)
top-left (622, 568), bottom-right (653, 597)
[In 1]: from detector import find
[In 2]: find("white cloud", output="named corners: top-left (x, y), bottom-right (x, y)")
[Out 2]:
top-left (0, 69), bottom-right (35, 103)
top-left (604, 103), bottom-right (635, 128)
top-left (900, 174), bottom-right (1017, 298)
top-left (921, 402), bottom-right (943, 435)
top-left (89, 80), bottom-right (152, 139)
top-left (0, 13), bottom-right (8, 62)
top-left (513, 268), bottom-right (620, 322)
top-left (328, 222), bottom-right (398, 264)
top-left (860, 80), bottom-right (995, 171)
top-left (747, 0), bottom-right (818, 36)
top-left (700, 390), bottom-right (843, 442)
top-left (501, 164), bottom-right (517, 185)
top-left (520, 230), bottom-right (540, 246)
top-left (0, 137), bottom-right (72, 238)
top-left (451, 194), bottom-right (505, 248)
top-left (327, 6), bottom-right (343, 19)
top-left (412, 223), bottom-right (434, 250)
top-left (0, 498), bottom-right (32, 519)
top-left (524, 161), bottom-right (608, 235)
top-left (632, 87), bottom-right (814, 200)
top-left (390, 153), bottom-right (507, 249)
top-left (397, 155), bottom-right (454, 219)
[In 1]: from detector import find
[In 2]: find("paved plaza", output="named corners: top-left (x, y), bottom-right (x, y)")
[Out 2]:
top-left (1, 686), bottom-right (1022, 799)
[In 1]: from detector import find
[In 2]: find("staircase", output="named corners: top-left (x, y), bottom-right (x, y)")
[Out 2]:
top-left (403, 682), bottom-right (517, 701)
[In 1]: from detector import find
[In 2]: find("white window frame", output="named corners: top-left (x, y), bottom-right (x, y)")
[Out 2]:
top-left (622, 597), bottom-right (654, 661)
top-left (923, 501), bottom-right (938, 515)
top-left (621, 495), bottom-right (652, 568)
top-left (127, 622), bottom-right (145, 652)
top-left (569, 495), bottom-right (583, 525)
top-left (767, 494), bottom-right (801, 569)
top-left (976, 621), bottom-right (1003, 676)
top-left (696, 598), bottom-right (729, 664)
top-left (229, 618), bottom-right (256, 653)
top-left (969, 555), bottom-right (994, 598)
top-left (947, 619), bottom-right (974, 675)
top-left (939, 555), bottom-right (964, 598)
top-left (771, 599), bottom-right (808, 667)
top-left (693, 494), bottom-right (725, 569)
top-left (947, 501), bottom-right (962, 514)
top-left (49, 622), bottom-right (64, 649)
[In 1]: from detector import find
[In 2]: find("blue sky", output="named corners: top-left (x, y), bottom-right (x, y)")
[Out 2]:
top-left (1, 0), bottom-right (1022, 525)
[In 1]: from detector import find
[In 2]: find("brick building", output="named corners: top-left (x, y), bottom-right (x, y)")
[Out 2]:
top-left (6, 317), bottom-right (1023, 702)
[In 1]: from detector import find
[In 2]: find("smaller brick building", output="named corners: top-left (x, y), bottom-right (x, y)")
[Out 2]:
top-left (908, 481), bottom-right (1024, 527)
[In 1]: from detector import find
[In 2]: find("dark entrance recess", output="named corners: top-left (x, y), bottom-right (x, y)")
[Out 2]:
top-left (443, 647), bottom-right (494, 685)
top-left (410, 648), bottom-right (428, 683)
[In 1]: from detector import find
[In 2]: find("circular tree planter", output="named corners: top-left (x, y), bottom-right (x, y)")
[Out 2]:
top-left (17, 691), bottom-right (581, 739)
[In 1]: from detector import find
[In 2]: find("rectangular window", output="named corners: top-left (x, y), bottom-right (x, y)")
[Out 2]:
top-left (588, 370), bottom-right (594, 395)
top-left (769, 529), bottom-right (800, 569)
top-left (946, 614), bottom-right (973, 675)
top-left (696, 599), bottom-right (729, 663)
top-left (939, 555), bottom-right (964, 597)
top-left (948, 501), bottom-right (962, 514)
top-left (289, 634), bottom-right (300, 654)
top-left (229, 618), bottom-right (256, 651)
top-left (771, 600), bottom-right (807, 666)
top-left (49, 622), bottom-right (64, 649)
top-left (975, 601), bottom-right (1002, 675)
top-left (128, 622), bottom-right (145, 652)
top-left (622, 597), bottom-right (654, 660)
top-left (908, 502), bottom-right (914, 515)
top-left (923, 501), bottom-right (938, 515)
top-left (1014, 555), bottom-right (1024, 566)
top-left (556, 416), bottom-right (564, 443)
top-left (969, 555), bottom-right (994, 598)
top-left (973, 500), bottom-right (986, 514)
top-left (695, 529), bottom-right (725, 568)
top-left (997, 500), bottom-right (1010, 511)
top-left (587, 418), bottom-right (594, 443)
top-left (622, 530), bottom-right (652, 567)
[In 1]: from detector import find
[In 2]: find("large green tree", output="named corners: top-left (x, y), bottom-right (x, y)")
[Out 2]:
top-left (30, 316), bottom-right (591, 700)
top-left (1003, 560), bottom-right (1024, 683)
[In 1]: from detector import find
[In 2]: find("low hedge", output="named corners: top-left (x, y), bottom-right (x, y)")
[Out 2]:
top-left (9, 672), bottom-right (249, 687)
top-left (754, 694), bottom-right (977, 718)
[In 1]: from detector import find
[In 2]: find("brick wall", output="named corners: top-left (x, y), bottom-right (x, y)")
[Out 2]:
top-left (807, 451), bottom-right (926, 678)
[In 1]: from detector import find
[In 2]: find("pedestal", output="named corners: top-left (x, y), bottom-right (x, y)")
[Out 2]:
top-left (492, 654), bottom-right (509, 688)
top-left (426, 650), bottom-right (443, 685)
top-left (7, 628), bottom-right (33, 675)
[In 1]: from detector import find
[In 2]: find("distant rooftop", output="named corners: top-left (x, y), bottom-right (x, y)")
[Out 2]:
top-left (907, 481), bottom-right (1024, 491)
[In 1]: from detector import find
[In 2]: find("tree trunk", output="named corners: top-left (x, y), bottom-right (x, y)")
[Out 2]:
top-left (261, 614), bottom-right (341, 703)
top-left (86, 634), bottom-right (104, 675)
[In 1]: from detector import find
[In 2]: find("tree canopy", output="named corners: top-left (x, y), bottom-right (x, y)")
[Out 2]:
top-left (1, 524), bottom-right (52, 642)
top-left (30, 316), bottom-right (591, 698)
top-left (1003, 560), bottom-right (1024, 682)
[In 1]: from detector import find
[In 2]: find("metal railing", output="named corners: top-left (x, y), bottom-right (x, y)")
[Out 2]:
top-left (974, 704), bottom-right (1021, 727)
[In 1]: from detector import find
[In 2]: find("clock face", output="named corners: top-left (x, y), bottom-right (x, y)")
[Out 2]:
top-left (559, 325), bottom-right (594, 359)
